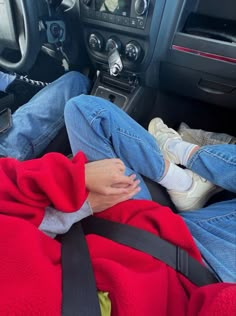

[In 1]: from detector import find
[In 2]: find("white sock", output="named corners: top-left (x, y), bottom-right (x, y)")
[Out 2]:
top-left (158, 162), bottom-right (192, 192)
top-left (166, 139), bottom-right (198, 166)
top-left (0, 71), bottom-right (16, 92)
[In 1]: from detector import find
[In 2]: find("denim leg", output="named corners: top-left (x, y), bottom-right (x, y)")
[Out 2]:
top-left (0, 71), bottom-right (90, 160)
top-left (180, 199), bottom-right (236, 282)
top-left (64, 95), bottom-right (166, 200)
top-left (187, 144), bottom-right (236, 192)
top-left (0, 71), bottom-right (15, 91)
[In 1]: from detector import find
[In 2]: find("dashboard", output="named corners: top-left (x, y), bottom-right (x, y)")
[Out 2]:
top-left (74, 0), bottom-right (236, 109)
top-left (78, 0), bottom-right (162, 77)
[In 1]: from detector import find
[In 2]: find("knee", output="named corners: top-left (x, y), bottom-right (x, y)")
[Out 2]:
top-left (62, 70), bottom-right (85, 82)
top-left (65, 94), bottom-right (103, 114)
top-left (64, 94), bottom-right (87, 125)
top-left (60, 71), bottom-right (91, 93)
top-left (64, 94), bottom-right (108, 126)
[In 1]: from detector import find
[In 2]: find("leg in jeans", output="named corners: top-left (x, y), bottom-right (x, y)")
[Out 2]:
top-left (181, 144), bottom-right (236, 282)
top-left (64, 95), bottom-right (166, 200)
top-left (181, 199), bottom-right (236, 283)
top-left (65, 96), bottom-right (235, 280)
top-left (0, 71), bottom-right (90, 160)
top-left (187, 144), bottom-right (236, 192)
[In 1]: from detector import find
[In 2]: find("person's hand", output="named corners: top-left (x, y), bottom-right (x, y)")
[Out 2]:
top-left (85, 159), bottom-right (138, 195)
top-left (87, 180), bottom-right (141, 213)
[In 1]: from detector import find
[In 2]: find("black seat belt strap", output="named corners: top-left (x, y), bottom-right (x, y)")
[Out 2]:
top-left (61, 222), bottom-right (101, 316)
top-left (81, 216), bottom-right (220, 286)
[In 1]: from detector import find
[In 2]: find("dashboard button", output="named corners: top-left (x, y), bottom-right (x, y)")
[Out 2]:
top-left (108, 14), bottom-right (115, 23)
top-left (130, 18), bottom-right (138, 27)
top-left (125, 41), bottom-right (143, 62)
top-left (95, 11), bottom-right (102, 19)
top-left (115, 16), bottom-right (124, 25)
top-left (102, 13), bottom-right (108, 21)
top-left (88, 33), bottom-right (104, 52)
top-left (106, 36), bottom-right (122, 52)
top-left (137, 18), bottom-right (145, 29)
top-left (122, 17), bottom-right (130, 26)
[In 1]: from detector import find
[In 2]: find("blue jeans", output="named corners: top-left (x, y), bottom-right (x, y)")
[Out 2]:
top-left (65, 95), bottom-right (166, 200)
top-left (64, 95), bottom-right (236, 283)
top-left (182, 145), bottom-right (236, 283)
top-left (0, 71), bottom-right (90, 160)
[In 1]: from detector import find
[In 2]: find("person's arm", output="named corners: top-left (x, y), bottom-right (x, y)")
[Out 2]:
top-left (0, 152), bottom-right (140, 228)
top-left (0, 152), bottom-right (88, 226)
top-left (39, 201), bottom-right (93, 238)
top-left (39, 174), bottom-right (141, 238)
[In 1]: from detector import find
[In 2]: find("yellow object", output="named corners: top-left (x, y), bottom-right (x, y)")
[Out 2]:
top-left (98, 291), bottom-right (111, 316)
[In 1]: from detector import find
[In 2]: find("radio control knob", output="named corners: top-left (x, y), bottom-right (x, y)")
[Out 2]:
top-left (106, 36), bottom-right (122, 52)
top-left (125, 41), bottom-right (142, 62)
top-left (135, 0), bottom-right (148, 16)
top-left (88, 33), bottom-right (103, 52)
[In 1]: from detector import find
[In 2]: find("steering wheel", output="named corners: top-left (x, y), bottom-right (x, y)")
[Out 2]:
top-left (0, 0), bottom-right (43, 73)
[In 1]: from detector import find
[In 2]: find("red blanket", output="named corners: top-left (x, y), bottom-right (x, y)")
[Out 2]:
top-left (0, 153), bottom-right (235, 315)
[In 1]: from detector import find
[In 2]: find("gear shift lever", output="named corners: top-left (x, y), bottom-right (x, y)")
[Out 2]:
top-left (108, 48), bottom-right (123, 76)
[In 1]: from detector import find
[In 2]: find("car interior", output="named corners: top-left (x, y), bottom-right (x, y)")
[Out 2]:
top-left (0, 0), bottom-right (235, 209)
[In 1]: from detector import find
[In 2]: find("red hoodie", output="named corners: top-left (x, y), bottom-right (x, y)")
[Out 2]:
top-left (0, 152), bottom-right (235, 315)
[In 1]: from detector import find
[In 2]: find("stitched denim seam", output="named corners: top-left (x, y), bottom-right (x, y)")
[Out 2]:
top-left (33, 116), bottom-right (64, 147)
top-left (191, 211), bottom-right (236, 225)
top-left (117, 128), bottom-right (165, 181)
top-left (89, 107), bottom-right (165, 181)
top-left (21, 115), bottom-right (64, 158)
top-left (90, 107), bottom-right (107, 125)
top-left (188, 147), bottom-right (236, 169)
top-left (90, 108), bottom-right (117, 158)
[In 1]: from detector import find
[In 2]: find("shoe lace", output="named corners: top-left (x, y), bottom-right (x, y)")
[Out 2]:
top-left (18, 75), bottom-right (49, 87)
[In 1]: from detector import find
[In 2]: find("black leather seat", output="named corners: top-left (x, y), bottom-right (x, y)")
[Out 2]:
top-left (39, 126), bottom-right (71, 157)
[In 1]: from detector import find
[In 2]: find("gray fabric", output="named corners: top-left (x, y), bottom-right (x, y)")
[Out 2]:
top-left (39, 200), bottom-right (93, 238)
top-left (178, 122), bottom-right (236, 146)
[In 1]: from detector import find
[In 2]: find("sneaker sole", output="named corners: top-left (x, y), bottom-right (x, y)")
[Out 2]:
top-left (178, 185), bottom-right (223, 211)
top-left (148, 118), bottom-right (181, 164)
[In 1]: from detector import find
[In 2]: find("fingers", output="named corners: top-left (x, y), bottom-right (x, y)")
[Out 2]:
top-left (88, 184), bottom-right (141, 213)
top-left (85, 158), bottom-right (139, 196)
top-left (115, 174), bottom-right (137, 186)
top-left (110, 173), bottom-right (136, 186)
top-left (111, 185), bottom-right (141, 204)
top-left (106, 158), bottom-right (126, 172)
top-left (103, 177), bottom-right (140, 195)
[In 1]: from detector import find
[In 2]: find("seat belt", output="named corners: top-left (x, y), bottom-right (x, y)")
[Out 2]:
top-left (81, 216), bottom-right (221, 286)
top-left (61, 222), bottom-right (101, 316)
top-left (61, 216), bottom-right (220, 315)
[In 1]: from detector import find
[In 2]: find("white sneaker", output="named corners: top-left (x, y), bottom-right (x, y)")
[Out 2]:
top-left (168, 170), bottom-right (222, 211)
top-left (148, 117), bottom-right (182, 164)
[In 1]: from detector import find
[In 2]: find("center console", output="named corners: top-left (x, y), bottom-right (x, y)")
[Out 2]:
top-left (78, 0), bottom-right (166, 117)
top-left (77, 0), bottom-right (236, 112)
top-left (79, 0), bottom-right (154, 71)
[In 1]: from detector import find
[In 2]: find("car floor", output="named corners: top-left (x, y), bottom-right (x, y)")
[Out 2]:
top-left (141, 89), bottom-right (236, 138)
top-left (140, 89), bottom-right (236, 205)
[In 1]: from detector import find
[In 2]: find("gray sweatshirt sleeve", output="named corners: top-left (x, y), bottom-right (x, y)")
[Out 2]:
top-left (39, 200), bottom-right (93, 238)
